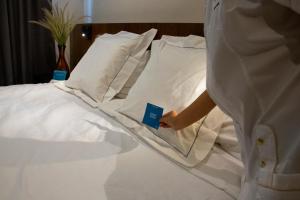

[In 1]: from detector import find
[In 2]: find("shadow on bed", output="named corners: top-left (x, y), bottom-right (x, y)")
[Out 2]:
top-left (103, 146), bottom-right (241, 200)
top-left (0, 129), bottom-right (138, 167)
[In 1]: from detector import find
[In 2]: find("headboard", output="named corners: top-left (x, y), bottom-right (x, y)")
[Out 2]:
top-left (70, 23), bottom-right (204, 68)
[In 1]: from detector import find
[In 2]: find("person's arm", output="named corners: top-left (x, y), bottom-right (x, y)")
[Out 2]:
top-left (160, 90), bottom-right (216, 130)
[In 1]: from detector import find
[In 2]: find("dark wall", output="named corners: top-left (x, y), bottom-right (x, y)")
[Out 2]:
top-left (71, 23), bottom-right (204, 68)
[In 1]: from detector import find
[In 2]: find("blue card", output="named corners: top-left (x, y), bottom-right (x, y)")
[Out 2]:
top-left (53, 70), bottom-right (67, 80)
top-left (142, 103), bottom-right (164, 130)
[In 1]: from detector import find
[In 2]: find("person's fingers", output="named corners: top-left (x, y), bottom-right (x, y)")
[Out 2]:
top-left (162, 111), bottom-right (174, 118)
top-left (160, 115), bottom-right (168, 123)
top-left (161, 111), bottom-right (177, 121)
top-left (159, 117), bottom-right (170, 125)
top-left (160, 124), bottom-right (170, 128)
top-left (159, 116), bottom-right (167, 123)
top-left (160, 122), bottom-right (170, 128)
top-left (160, 110), bottom-right (178, 128)
top-left (159, 119), bottom-right (168, 126)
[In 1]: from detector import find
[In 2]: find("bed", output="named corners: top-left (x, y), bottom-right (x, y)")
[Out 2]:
top-left (0, 23), bottom-right (243, 200)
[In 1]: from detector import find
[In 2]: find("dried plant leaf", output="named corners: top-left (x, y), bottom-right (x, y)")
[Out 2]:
top-left (29, 1), bottom-right (82, 46)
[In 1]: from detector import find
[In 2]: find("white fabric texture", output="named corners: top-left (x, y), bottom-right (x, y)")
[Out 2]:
top-left (54, 84), bottom-right (239, 168)
top-left (116, 50), bottom-right (150, 99)
top-left (205, 0), bottom-right (300, 199)
top-left (161, 34), bottom-right (206, 48)
top-left (54, 81), bottom-right (228, 166)
top-left (119, 36), bottom-right (210, 158)
top-left (65, 33), bottom-right (135, 102)
top-left (0, 83), bottom-right (242, 200)
top-left (98, 103), bottom-right (243, 198)
top-left (65, 29), bottom-right (157, 103)
top-left (54, 81), bottom-right (98, 107)
top-left (102, 103), bottom-right (228, 167)
top-left (215, 114), bottom-right (241, 160)
top-left (103, 29), bottom-right (157, 101)
top-left (54, 82), bottom-right (233, 167)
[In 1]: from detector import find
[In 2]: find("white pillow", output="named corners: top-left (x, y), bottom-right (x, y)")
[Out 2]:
top-left (65, 29), bottom-right (157, 102)
top-left (119, 36), bottom-right (208, 156)
top-left (116, 50), bottom-right (150, 99)
top-left (161, 35), bottom-right (207, 48)
top-left (103, 29), bottom-right (157, 101)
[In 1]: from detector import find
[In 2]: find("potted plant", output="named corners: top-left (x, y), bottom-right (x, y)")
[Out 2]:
top-left (30, 2), bottom-right (82, 79)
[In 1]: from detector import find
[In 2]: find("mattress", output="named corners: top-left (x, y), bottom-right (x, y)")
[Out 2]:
top-left (0, 83), bottom-right (242, 200)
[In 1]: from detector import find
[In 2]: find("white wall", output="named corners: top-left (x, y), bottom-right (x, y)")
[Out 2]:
top-left (52, 0), bottom-right (205, 64)
top-left (93, 0), bottom-right (205, 23)
top-left (53, 0), bottom-right (205, 23)
top-left (52, 0), bottom-right (84, 20)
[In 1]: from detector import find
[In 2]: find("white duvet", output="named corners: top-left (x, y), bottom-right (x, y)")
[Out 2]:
top-left (0, 83), bottom-right (242, 200)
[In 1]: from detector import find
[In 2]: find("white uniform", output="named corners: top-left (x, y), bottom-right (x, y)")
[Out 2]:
top-left (205, 0), bottom-right (300, 199)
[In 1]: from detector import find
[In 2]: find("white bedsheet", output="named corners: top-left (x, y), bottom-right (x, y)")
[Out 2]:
top-left (0, 83), bottom-right (242, 200)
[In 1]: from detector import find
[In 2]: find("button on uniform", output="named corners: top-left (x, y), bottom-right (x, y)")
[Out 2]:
top-left (256, 138), bottom-right (264, 145)
top-left (260, 160), bottom-right (266, 168)
top-left (256, 137), bottom-right (266, 168)
top-left (205, 0), bottom-right (300, 198)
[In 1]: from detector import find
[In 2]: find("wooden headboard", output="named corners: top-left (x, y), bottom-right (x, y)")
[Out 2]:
top-left (70, 23), bottom-right (204, 68)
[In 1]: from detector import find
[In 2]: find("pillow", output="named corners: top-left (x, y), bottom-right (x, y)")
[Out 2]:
top-left (161, 35), bottom-right (207, 48)
top-left (103, 29), bottom-right (157, 101)
top-left (65, 29), bottom-right (157, 102)
top-left (116, 50), bottom-right (150, 99)
top-left (119, 36), bottom-right (208, 156)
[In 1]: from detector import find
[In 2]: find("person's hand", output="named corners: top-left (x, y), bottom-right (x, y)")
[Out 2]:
top-left (159, 111), bottom-right (178, 130)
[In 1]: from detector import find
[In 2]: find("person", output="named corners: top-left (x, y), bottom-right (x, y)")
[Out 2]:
top-left (160, 1), bottom-right (300, 199)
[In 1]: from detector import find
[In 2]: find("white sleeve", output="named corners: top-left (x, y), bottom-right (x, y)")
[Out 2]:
top-left (273, 0), bottom-right (300, 14)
